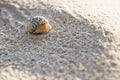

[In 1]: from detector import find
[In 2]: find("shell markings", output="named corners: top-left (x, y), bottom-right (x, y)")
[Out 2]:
top-left (27, 16), bottom-right (52, 34)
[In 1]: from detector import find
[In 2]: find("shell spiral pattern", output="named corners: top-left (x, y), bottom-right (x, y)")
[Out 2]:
top-left (27, 16), bottom-right (52, 34)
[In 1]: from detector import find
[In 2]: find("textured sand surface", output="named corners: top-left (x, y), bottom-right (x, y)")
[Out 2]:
top-left (0, 0), bottom-right (120, 80)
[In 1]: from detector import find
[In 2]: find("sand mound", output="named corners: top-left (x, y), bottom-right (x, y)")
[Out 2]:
top-left (0, 0), bottom-right (120, 80)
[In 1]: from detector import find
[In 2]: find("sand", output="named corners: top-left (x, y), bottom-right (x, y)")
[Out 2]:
top-left (0, 0), bottom-right (120, 80)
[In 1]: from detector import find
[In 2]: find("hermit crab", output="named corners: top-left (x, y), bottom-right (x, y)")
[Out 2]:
top-left (27, 16), bottom-right (52, 34)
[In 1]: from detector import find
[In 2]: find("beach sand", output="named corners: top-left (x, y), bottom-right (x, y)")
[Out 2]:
top-left (0, 0), bottom-right (120, 80)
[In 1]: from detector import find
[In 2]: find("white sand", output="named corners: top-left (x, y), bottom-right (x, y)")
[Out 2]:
top-left (0, 0), bottom-right (120, 80)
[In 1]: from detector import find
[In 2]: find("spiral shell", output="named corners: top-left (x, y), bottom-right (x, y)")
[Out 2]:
top-left (27, 16), bottom-right (52, 34)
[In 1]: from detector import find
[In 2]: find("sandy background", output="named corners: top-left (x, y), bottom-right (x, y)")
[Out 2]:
top-left (0, 0), bottom-right (120, 80)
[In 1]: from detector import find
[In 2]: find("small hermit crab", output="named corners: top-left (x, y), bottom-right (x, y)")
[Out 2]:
top-left (27, 16), bottom-right (52, 34)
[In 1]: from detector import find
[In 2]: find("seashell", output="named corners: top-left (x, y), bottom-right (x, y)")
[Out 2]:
top-left (27, 16), bottom-right (52, 34)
